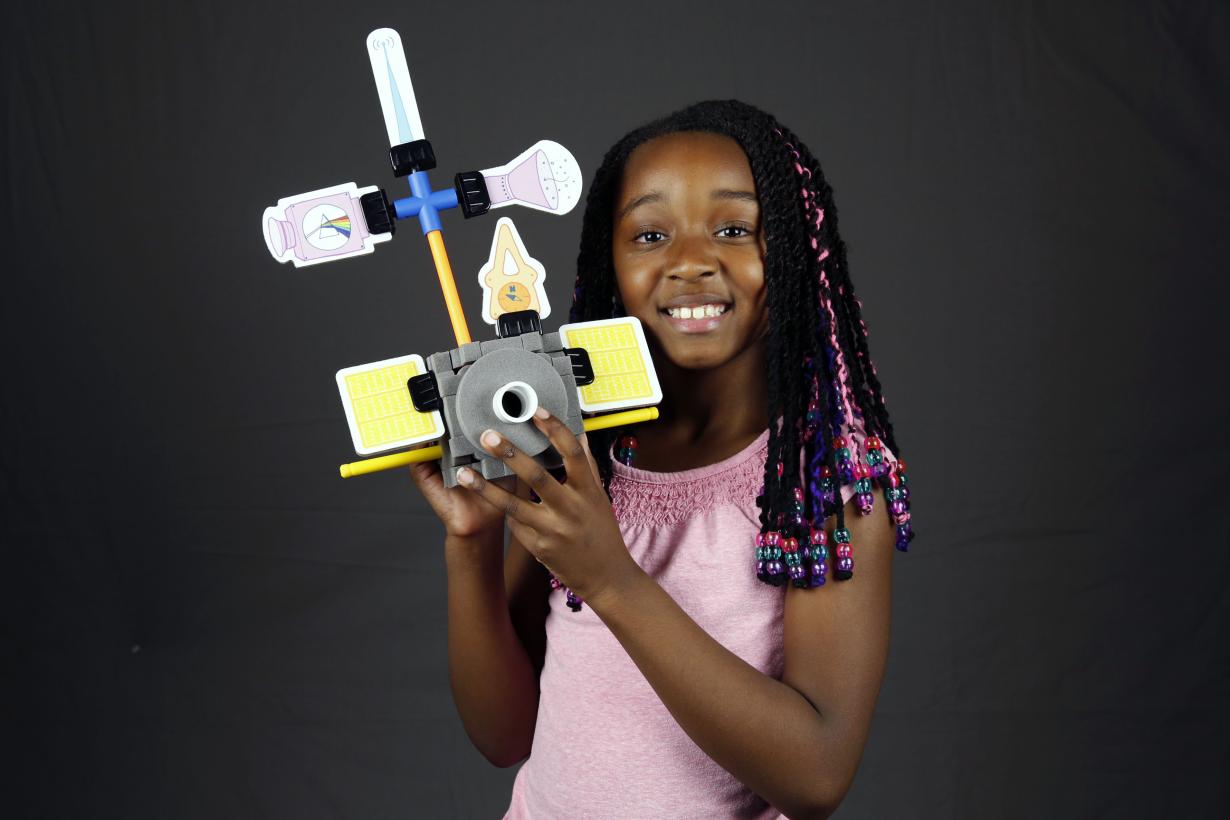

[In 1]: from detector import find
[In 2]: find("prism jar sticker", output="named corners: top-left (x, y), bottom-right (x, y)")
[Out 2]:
top-left (477, 217), bottom-right (551, 324)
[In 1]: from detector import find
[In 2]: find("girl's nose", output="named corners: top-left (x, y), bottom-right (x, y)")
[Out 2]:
top-left (665, 234), bottom-right (718, 281)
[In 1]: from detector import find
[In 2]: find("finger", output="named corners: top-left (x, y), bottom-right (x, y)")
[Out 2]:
top-left (579, 432), bottom-right (603, 487)
top-left (407, 459), bottom-right (444, 495)
top-left (456, 464), bottom-right (550, 530)
top-left (530, 408), bottom-right (591, 488)
top-left (506, 516), bottom-right (542, 558)
top-left (476, 428), bottom-right (567, 507)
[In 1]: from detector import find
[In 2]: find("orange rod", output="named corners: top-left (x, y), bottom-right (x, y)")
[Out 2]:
top-left (426, 229), bottom-right (471, 346)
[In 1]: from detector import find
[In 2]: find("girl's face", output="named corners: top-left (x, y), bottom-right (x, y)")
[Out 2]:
top-left (612, 131), bottom-right (769, 372)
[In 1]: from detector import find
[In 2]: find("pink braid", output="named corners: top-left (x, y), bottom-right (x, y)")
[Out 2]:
top-left (781, 130), bottom-right (862, 431)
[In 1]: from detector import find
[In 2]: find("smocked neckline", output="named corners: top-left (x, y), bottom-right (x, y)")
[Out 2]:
top-left (609, 428), bottom-right (770, 485)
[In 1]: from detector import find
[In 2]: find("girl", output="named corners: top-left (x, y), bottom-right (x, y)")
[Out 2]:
top-left (410, 99), bottom-right (914, 819)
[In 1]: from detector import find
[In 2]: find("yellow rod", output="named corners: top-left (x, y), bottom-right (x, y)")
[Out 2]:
top-left (338, 406), bottom-right (659, 479)
top-left (426, 229), bottom-right (471, 346)
top-left (340, 445), bottom-right (443, 478)
top-left (577, 406), bottom-right (658, 433)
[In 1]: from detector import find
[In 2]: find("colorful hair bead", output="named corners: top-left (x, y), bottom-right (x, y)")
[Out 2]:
top-left (616, 434), bottom-right (638, 466)
top-left (833, 435), bottom-right (855, 485)
top-left (865, 435), bottom-right (890, 482)
top-left (783, 535), bottom-right (807, 585)
top-left (832, 526), bottom-right (853, 580)
top-left (853, 462), bottom-right (875, 516)
top-left (757, 530), bottom-right (787, 586)
top-left (885, 459), bottom-right (915, 551)
top-left (804, 526), bottom-right (828, 587)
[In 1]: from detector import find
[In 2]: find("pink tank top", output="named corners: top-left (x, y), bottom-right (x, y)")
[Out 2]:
top-left (504, 424), bottom-right (892, 818)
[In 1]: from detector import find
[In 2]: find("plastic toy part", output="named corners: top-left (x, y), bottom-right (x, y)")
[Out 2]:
top-left (407, 371), bottom-right (442, 412)
top-left (497, 309), bottom-right (543, 339)
top-left (336, 354), bottom-right (446, 455)
top-left (263, 182), bottom-right (392, 268)
top-left (390, 139), bottom-right (437, 176)
top-left (432, 333), bottom-right (582, 487)
top-left (338, 406), bottom-right (660, 478)
top-left (367, 29), bottom-right (426, 146)
top-left (425, 229), bottom-right (472, 345)
top-left (360, 189), bottom-right (396, 235)
top-left (480, 140), bottom-right (583, 216)
top-left (558, 317), bottom-right (664, 413)
top-left (454, 171), bottom-right (491, 218)
top-left (564, 347), bottom-right (595, 386)
top-left (491, 381), bottom-right (539, 424)
top-left (479, 218), bottom-right (551, 324)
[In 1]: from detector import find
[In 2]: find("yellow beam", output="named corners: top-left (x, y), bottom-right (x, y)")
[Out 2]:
top-left (339, 406), bottom-right (659, 479)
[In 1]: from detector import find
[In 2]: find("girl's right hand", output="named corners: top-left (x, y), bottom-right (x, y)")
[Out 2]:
top-left (408, 456), bottom-right (514, 539)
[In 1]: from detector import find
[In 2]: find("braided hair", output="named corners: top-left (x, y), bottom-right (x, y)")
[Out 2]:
top-left (568, 99), bottom-right (914, 596)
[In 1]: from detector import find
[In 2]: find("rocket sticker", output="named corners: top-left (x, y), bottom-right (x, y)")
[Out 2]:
top-left (477, 217), bottom-right (551, 324)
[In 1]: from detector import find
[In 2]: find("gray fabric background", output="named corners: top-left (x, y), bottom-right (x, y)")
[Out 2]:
top-left (3, 0), bottom-right (1227, 817)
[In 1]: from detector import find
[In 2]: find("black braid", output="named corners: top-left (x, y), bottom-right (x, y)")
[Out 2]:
top-left (568, 100), bottom-right (907, 576)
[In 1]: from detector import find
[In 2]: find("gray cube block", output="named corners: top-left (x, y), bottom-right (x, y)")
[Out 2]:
top-left (450, 342), bottom-right (483, 369)
top-left (434, 368), bottom-right (460, 398)
top-left (477, 336), bottom-right (523, 355)
top-left (428, 351), bottom-right (453, 375)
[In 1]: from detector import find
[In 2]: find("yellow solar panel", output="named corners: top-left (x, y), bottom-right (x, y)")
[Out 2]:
top-left (559, 317), bottom-right (662, 413)
top-left (336, 354), bottom-right (444, 455)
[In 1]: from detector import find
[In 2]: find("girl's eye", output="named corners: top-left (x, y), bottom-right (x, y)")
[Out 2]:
top-left (634, 230), bottom-right (666, 244)
top-left (717, 224), bottom-right (753, 238)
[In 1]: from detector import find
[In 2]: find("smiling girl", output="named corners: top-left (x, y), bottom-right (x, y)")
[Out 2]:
top-left (409, 99), bottom-right (914, 819)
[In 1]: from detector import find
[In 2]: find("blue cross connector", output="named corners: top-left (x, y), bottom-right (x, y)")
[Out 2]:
top-left (393, 170), bottom-right (460, 235)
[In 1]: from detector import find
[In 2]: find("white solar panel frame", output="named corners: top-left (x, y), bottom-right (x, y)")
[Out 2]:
top-left (557, 317), bottom-right (663, 414)
top-left (336, 353), bottom-right (445, 455)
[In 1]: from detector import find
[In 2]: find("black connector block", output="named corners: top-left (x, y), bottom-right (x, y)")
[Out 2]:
top-left (360, 188), bottom-right (396, 236)
top-left (407, 372), bottom-right (442, 413)
top-left (496, 309), bottom-right (541, 339)
top-left (454, 170), bottom-right (491, 218)
top-left (390, 139), bottom-right (436, 177)
top-left (563, 347), bottom-right (595, 386)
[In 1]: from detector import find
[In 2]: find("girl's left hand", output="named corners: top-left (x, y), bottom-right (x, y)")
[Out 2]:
top-left (454, 408), bottom-right (642, 608)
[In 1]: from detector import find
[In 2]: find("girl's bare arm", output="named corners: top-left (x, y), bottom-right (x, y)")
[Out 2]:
top-left (445, 530), bottom-right (550, 767)
top-left (585, 497), bottom-right (895, 819)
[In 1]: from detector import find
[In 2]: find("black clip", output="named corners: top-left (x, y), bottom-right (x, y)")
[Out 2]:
top-left (389, 139), bottom-right (437, 177)
top-left (407, 372), bottom-right (442, 413)
top-left (563, 347), bottom-right (595, 386)
top-left (360, 188), bottom-right (396, 235)
top-left (454, 171), bottom-right (491, 218)
top-left (496, 309), bottom-right (541, 339)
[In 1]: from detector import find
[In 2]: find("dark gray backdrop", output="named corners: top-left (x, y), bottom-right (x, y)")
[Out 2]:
top-left (4, 0), bottom-right (1227, 817)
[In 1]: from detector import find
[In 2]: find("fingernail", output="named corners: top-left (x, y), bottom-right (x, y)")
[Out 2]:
top-left (534, 406), bottom-right (549, 419)
top-left (481, 429), bottom-right (500, 448)
top-left (456, 467), bottom-right (474, 485)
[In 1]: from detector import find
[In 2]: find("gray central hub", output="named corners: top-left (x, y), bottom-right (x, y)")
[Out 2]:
top-left (454, 347), bottom-right (568, 456)
top-left (424, 329), bottom-right (584, 487)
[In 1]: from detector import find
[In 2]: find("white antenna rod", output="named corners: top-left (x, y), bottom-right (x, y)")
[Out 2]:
top-left (366, 28), bottom-right (426, 146)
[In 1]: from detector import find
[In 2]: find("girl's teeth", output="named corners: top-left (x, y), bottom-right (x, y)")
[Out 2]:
top-left (668, 304), bottom-right (727, 319)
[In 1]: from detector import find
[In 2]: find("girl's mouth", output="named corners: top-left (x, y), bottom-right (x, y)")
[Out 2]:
top-left (659, 303), bottom-right (731, 334)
